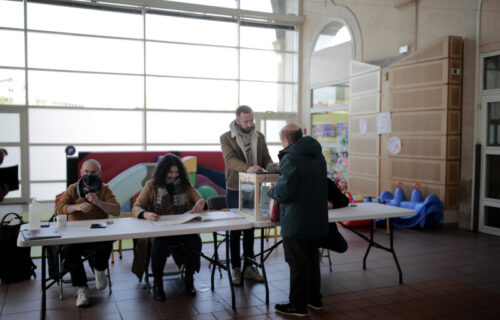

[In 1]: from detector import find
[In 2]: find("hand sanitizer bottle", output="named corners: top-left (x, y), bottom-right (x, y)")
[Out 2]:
top-left (29, 198), bottom-right (41, 230)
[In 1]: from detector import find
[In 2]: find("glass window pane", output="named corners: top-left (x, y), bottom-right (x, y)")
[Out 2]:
top-left (147, 145), bottom-right (222, 151)
top-left (28, 33), bottom-right (143, 74)
top-left (0, 30), bottom-right (24, 67)
top-left (0, 0), bottom-right (23, 28)
top-left (28, 71), bottom-right (143, 109)
top-left (73, 145), bottom-right (143, 152)
top-left (147, 111), bottom-right (233, 144)
top-left (147, 77), bottom-right (237, 110)
top-left (0, 113), bottom-right (20, 142)
top-left (31, 182), bottom-right (67, 201)
top-left (28, 3), bottom-right (143, 38)
top-left (0, 69), bottom-right (25, 105)
top-left (0, 146), bottom-right (21, 178)
top-left (240, 0), bottom-right (298, 14)
top-left (314, 23), bottom-right (352, 52)
top-left (263, 120), bottom-right (287, 143)
top-left (240, 49), bottom-right (296, 82)
top-left (3, 185), bottom-right (21, 199)
top-left (30, 146), bottom-right (66, 181)
top-left (146, 14), bottom-right (237, 46)
top-left (29, 109), bottom-right (143, 144)
top-left (267, 145), bottom-right (281, 163)
top-left (172, 0), bottom-right (236, 8)
top-left (486, 154), bottom-right (500, 200)
top-left (487, 102), bottom-right (500, 146)
top-left (240, 26), bottom-right (296, 51)
top-left (485, 206), bottom-right (500, 229)
top-left (240, 81), bottom-right (296, 112)
top-left (312, 84), bottom-right (349, 109)
top-left (146, 42), bottom-right (237, 78)
top-left (484, 55), bottom-right (500, 90)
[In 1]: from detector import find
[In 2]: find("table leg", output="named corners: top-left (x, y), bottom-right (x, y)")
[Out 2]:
top-left (362, 220), bottom-right (374, 269)
top-left (389, 218), bottom-right (403, 284)
top-left (260, 228), bottom-right (269, 305)
top-left (225, 230), bottom-right (235, 309)
top-left (40, 246), bottom-right (46, 320)
top-left (211, 232), bottom-right (217, 291)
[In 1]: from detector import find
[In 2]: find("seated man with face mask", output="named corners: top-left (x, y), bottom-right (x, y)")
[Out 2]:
top-left (55, 159), bottom-right (120, 307)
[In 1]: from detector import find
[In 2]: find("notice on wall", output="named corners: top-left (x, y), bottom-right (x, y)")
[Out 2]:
top-left (359, 117), bottom-right (368, 134)
top-left (387, 136), bottom-right (402, 155)
top-left (377, 112), bottom-right (391, 134)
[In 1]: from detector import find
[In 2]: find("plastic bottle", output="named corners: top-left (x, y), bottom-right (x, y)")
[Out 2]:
top-left (29, 198), bottom-right (41, 230)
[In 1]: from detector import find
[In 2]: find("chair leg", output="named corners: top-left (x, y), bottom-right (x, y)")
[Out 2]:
top-left (326, 249), bottom-right (332, 272)
top-left (107, 265), bottom-right (112, 295)
top-left (110, 248), bottom-right (115, 264)
top-left (273, 227), bottom-right (277, 243)
top-left (118, 240), bottom-right (123, 260)
top-left (58, 254), bottom-right (64, 300)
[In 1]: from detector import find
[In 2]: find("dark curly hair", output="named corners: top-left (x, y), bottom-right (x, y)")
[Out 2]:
top-left (153, 154), bottom-right (190, 189)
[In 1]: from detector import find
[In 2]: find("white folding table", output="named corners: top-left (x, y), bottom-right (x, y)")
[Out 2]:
top-left (17, 216), bottom-right (253, 320)
top-left (251, 202), bottom-right (416, 305)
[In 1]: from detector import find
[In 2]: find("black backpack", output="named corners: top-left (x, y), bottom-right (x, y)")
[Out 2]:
top-left (0, 212), bottom-right (37, 284)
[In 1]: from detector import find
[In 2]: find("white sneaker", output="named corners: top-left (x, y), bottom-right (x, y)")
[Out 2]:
top-left (244, 266), bottom-right (264, 282)
top-left (76, 286), bottom-right (90, 307)
top-left (231, 268), bottom-right (242, 286)
top-left (95, 270), bottom-right (107, 290)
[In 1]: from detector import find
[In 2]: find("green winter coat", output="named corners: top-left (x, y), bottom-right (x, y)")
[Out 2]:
top-left (268, 136), bottom-right (328, 239)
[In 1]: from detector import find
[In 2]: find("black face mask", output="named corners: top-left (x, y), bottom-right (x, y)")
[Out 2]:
top-left (78, 175), bottom-right (103, 198)
top-left (82, 175), bottom-right (100, 187)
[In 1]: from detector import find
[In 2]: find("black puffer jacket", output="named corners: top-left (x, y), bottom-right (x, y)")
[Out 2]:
top-left (268, 136), bottom-right (328, 239)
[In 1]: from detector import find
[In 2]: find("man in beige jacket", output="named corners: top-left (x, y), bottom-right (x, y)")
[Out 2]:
top-left (220, 105), bottom-right (274, 285)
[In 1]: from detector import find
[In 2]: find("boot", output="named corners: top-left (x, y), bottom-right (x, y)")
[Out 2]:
top-left (184, 273), bottom-right (196, 297)
top-left (153, 280), bottom-right (165, 301)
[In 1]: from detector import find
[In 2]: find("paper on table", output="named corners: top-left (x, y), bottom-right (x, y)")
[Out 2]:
top-left (153, 210), bottom-right (243, 226)
top-left (22, 228), bottom-right (61, 240)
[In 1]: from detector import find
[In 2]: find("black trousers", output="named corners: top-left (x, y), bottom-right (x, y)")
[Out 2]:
top-left (282, 237), bottom-right (322, 308)
top-left (61, 241), bottom-right (113, 287)
top-left (227, 189), bottom-right (255, 269)
top-left (150, 234), bottom-right (201, 282)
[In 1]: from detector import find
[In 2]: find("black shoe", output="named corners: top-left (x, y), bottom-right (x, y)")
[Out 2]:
top-left (307, 300), bottom-right (323, 311)
top-left (275, 303), bottom-right (307, 317)
top-left (153, 284), bottom-right (166, 301)
top-left (184, 276), bottom-right (196, 297)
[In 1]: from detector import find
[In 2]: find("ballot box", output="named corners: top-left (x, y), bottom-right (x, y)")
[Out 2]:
top-left (238, 172), bottom-right (279, 221)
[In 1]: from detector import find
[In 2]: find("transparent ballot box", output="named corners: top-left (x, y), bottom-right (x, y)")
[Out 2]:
top-left (238, 172), bottom-right (279, 220)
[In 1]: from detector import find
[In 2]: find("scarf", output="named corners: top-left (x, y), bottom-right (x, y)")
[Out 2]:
top-left (230, 119), bottom-right (255, 166)
top-left (154, 178), bottom-right (189, 215)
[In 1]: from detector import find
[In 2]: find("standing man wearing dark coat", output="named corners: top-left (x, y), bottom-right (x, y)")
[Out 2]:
top-left (268, 123), bottom-right (329, 317)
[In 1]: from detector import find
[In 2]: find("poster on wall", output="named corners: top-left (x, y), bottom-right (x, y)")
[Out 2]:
top-left (311, 111), bottom-right (349, 143)
top-left (387, 136), bottom-right (402, 155)
top-left (359, 117), bottom-right (368, 134)
top-left (377, 112), bottom-right (391, 134)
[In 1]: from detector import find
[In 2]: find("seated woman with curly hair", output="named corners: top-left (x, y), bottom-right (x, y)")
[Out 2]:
top-left (132, 154), bottom-right (205, 301)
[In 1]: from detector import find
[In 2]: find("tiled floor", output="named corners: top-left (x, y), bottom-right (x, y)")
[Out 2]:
top-left (1, 224), bottom-right (500, 319)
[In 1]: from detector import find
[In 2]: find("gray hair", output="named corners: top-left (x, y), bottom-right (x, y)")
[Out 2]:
top-left (236, 105), bottom-right (253, 116)
top-left (82, 159), bottom-right (101, 174)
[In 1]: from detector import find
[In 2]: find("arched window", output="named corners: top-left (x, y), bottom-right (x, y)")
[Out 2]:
top-left (313, 22), bottom-right (351, 52)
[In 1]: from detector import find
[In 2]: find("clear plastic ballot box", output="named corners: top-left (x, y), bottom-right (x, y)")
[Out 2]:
top-left (238, 172), bottom-right (279, 221)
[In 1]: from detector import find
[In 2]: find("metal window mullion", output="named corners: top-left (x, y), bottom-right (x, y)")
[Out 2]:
top-left (143, 9), bottom-right (147, 151)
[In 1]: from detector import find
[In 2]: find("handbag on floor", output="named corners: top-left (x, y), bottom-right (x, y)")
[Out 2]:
top-left (0, 212), bottom-right (37, 284)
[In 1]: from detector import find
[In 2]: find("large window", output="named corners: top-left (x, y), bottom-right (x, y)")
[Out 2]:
top-left (0, 0), bottom-right (299, 201)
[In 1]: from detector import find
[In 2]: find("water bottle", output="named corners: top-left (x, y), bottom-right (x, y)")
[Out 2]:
top-left (29, 198), bottom-right (41, 230)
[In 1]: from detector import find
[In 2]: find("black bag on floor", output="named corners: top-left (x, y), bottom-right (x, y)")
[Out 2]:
top-left (0, 212), bottom-right (37, 284)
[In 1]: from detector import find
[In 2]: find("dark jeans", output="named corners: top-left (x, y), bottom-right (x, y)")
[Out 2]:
top-left (61, 241), bottom-right (113, 287)
top-left (150, 234), bottom-right (202, 282)
top-left (283, 237), bottom-right (322, 309)
top-left (226, 189), bottom-right (255, 270)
